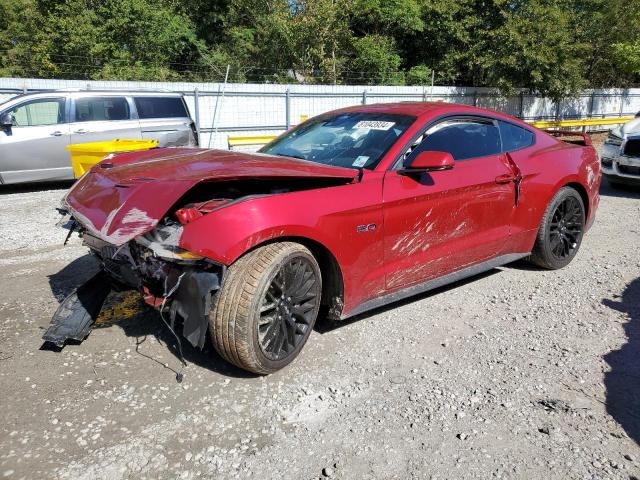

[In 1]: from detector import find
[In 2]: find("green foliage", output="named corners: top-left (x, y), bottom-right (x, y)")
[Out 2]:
top-left (349, 0), bottom-right (424, 36)
top-left (406, 65), bottom-right (433, 86)
top-left (479, 0), bottom-right (589, 100)
top-left (1, 0), bottom-right (204, 80)
top-left (1, 0), bottom-right (639, 95)
top-left (351, 35), bottom-right (403, 85)
top-left (573, 0), bottom-right (640, 87)
top-left (612, 42), bottom-right (640, 76)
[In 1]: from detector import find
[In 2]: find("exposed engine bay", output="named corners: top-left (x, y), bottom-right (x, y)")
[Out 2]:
top-left (171, 177), bottom-right (353, 225)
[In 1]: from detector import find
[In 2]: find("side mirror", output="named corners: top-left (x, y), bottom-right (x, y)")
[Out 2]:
top-left (398, 151), bottom-right (454, 176)
top-left (0, 112), bottom-right (13, 128)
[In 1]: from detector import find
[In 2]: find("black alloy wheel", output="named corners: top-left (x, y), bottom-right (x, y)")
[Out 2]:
top-left (209, 242), bottom-right (322, 374)
top-left (529, 186), bottom-right (586, 270)
top-left (258, 257), bottom-right (320, 361)
top-left (548, 195), bottom-right (584, 260)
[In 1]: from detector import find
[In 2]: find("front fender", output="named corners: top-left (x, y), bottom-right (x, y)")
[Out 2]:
top-left (177, 176), bottom-right (386, 315)
top-left (178, 194), bottom-right (350, 266)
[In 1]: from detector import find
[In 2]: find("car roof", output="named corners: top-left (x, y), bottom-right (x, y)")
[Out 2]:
top-left (2, 90), bottom-right (183, 101)
top-left (331, 101), bottom-right (529, 127)
top-left (0, 90), bottom-right (185, 109)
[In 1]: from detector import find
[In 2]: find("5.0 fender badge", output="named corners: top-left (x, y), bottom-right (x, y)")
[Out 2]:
top-left (356, 223), bottom-right (377, 233)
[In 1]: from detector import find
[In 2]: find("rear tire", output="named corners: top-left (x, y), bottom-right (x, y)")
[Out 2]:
top-left (209, 242), bottom-right (322, 374)
top-left (529, 187), bottom-right (585, 270)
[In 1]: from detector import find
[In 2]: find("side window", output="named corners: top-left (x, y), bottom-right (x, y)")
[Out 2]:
top-left (75, 97), bottom-right (130, 122)
top-left (9, 98), bottom-right (65, 127)
top-left (407, 118), bottom-right (501, 162)
top-left (134, 97), bottom-right (188, 119)
top-left (499, 121), bottom-right (534, 152)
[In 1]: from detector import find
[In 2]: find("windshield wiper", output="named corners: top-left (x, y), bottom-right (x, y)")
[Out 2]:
top-left (273, 153), bottom-right (307, 161)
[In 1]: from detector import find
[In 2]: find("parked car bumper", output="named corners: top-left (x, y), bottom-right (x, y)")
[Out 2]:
top-left (601, 141), bottom-right (640, 185)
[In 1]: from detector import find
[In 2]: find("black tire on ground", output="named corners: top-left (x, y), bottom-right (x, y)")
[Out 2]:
top-left (209, 242), bottom-right (322, 374)
top-left (529, 186), bottom-right (586, 270)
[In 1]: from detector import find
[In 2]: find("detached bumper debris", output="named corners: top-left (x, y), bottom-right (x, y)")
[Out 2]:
top-left (43, 217), bottom-right (224, 353)
top-left (168, 270), bottom-right (220, 348)
top-left (42, 271), bottom-right (112, 348)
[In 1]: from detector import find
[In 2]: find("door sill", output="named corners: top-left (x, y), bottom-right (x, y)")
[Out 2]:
top-left (343, 253), bottom-right (529, 319)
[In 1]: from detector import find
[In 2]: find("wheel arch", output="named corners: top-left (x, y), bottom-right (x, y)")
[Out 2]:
top-left (564, 181), bottom-right (589, 220)
top-left (234, 235), bottom-right (345, 319)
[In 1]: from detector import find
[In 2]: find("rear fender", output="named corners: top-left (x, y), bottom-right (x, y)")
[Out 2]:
top-left (509, 142), bottom-right (599, 252)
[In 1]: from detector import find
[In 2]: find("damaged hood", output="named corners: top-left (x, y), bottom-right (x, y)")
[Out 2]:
top-left (64, 148), bottom-right (358, 245)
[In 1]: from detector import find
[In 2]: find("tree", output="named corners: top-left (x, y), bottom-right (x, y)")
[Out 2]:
top-left (349, 0), bottom-right (424, 37)
top-left (1, 0), bottom-right (205, 80)
top-left (0, 0), bottom-right (50, 78)
top-left (579, 0), bottom-right (640, 87)
top-left (612, 42), bottom-right (640, 76)
top-left (480, 0), bottom-right (589, 99)
top-left (350, 35), bottom-right (404, 85)
top-left (406, 65), bottom-right (432, 85)
top-left (1, 0), bottom-right (639, 91)
top-left (408, 0), bottom-right (590, 99)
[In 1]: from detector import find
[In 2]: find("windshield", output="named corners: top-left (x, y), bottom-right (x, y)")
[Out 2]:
top-left (260, 112), bottom-right (415, 170)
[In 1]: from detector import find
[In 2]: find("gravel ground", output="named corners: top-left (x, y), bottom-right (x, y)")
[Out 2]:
top-left (0, 169), bottom-right (639, 479)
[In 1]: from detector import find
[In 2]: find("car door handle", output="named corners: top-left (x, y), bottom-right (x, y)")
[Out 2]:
top-left (74, 129), bottom-right (88, 134)
top-left (50, 131), bottom-right (63, 136)
top-left (495, 174), bottom-right (517, 184)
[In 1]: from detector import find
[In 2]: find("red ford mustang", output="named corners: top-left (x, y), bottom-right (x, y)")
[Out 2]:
top-left (47, 103), bottom-right (601, 374)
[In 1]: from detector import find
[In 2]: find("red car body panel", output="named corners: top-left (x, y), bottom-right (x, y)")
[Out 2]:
top-left (178, 172), bottom-right (389, 310)
top-left (64, 148), bottom-right (358, 244)
top-left (63, 102), bottom-right (601, 320)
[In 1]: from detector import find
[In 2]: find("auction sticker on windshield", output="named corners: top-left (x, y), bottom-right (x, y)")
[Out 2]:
top-left (353, 155), bottom-right (369, 167)
top-left (353, 121), bottom-right (395, 130)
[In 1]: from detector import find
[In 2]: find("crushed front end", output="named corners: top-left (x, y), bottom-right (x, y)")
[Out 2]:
top-left (42, 146), bottom-right (360, 350)
top-left (44, 215), bottom-right (224, 349)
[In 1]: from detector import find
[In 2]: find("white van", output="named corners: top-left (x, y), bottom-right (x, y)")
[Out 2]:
top-left (0, 90), bottom-right (198, 184)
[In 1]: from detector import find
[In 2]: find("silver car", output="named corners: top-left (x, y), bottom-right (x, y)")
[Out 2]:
top-left (0, 90), bottom-right (198, 184)
top-left (601, 114), bottom-right (640, 187)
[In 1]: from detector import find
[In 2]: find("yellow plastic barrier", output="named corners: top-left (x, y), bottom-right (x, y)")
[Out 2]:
top-left (67, 139), bottom-right (158, 178)
top-left (227, 135), bottom-right (278, 149)
top-left (530, 116), bottom-right (634, 129)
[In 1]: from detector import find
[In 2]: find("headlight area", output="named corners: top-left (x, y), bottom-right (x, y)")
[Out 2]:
top-left (605, 131), bottom-right (623, 147)
top-left (84, 221), bottom-right (224, 349)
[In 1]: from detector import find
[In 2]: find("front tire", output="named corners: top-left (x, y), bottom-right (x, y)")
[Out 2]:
top-left (529, 187), bottom-right (585, 270)
top-left (209, 242), bottom-right (322, 374)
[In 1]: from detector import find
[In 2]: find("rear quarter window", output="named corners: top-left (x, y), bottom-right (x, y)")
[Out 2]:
top-left (499, 121), bottom-right (534, 152)
top-left (134, 97), bottom-right (188, 119)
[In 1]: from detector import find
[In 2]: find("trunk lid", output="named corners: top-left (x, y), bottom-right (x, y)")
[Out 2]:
top-left (64, 148), bottom-right (358, 245)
